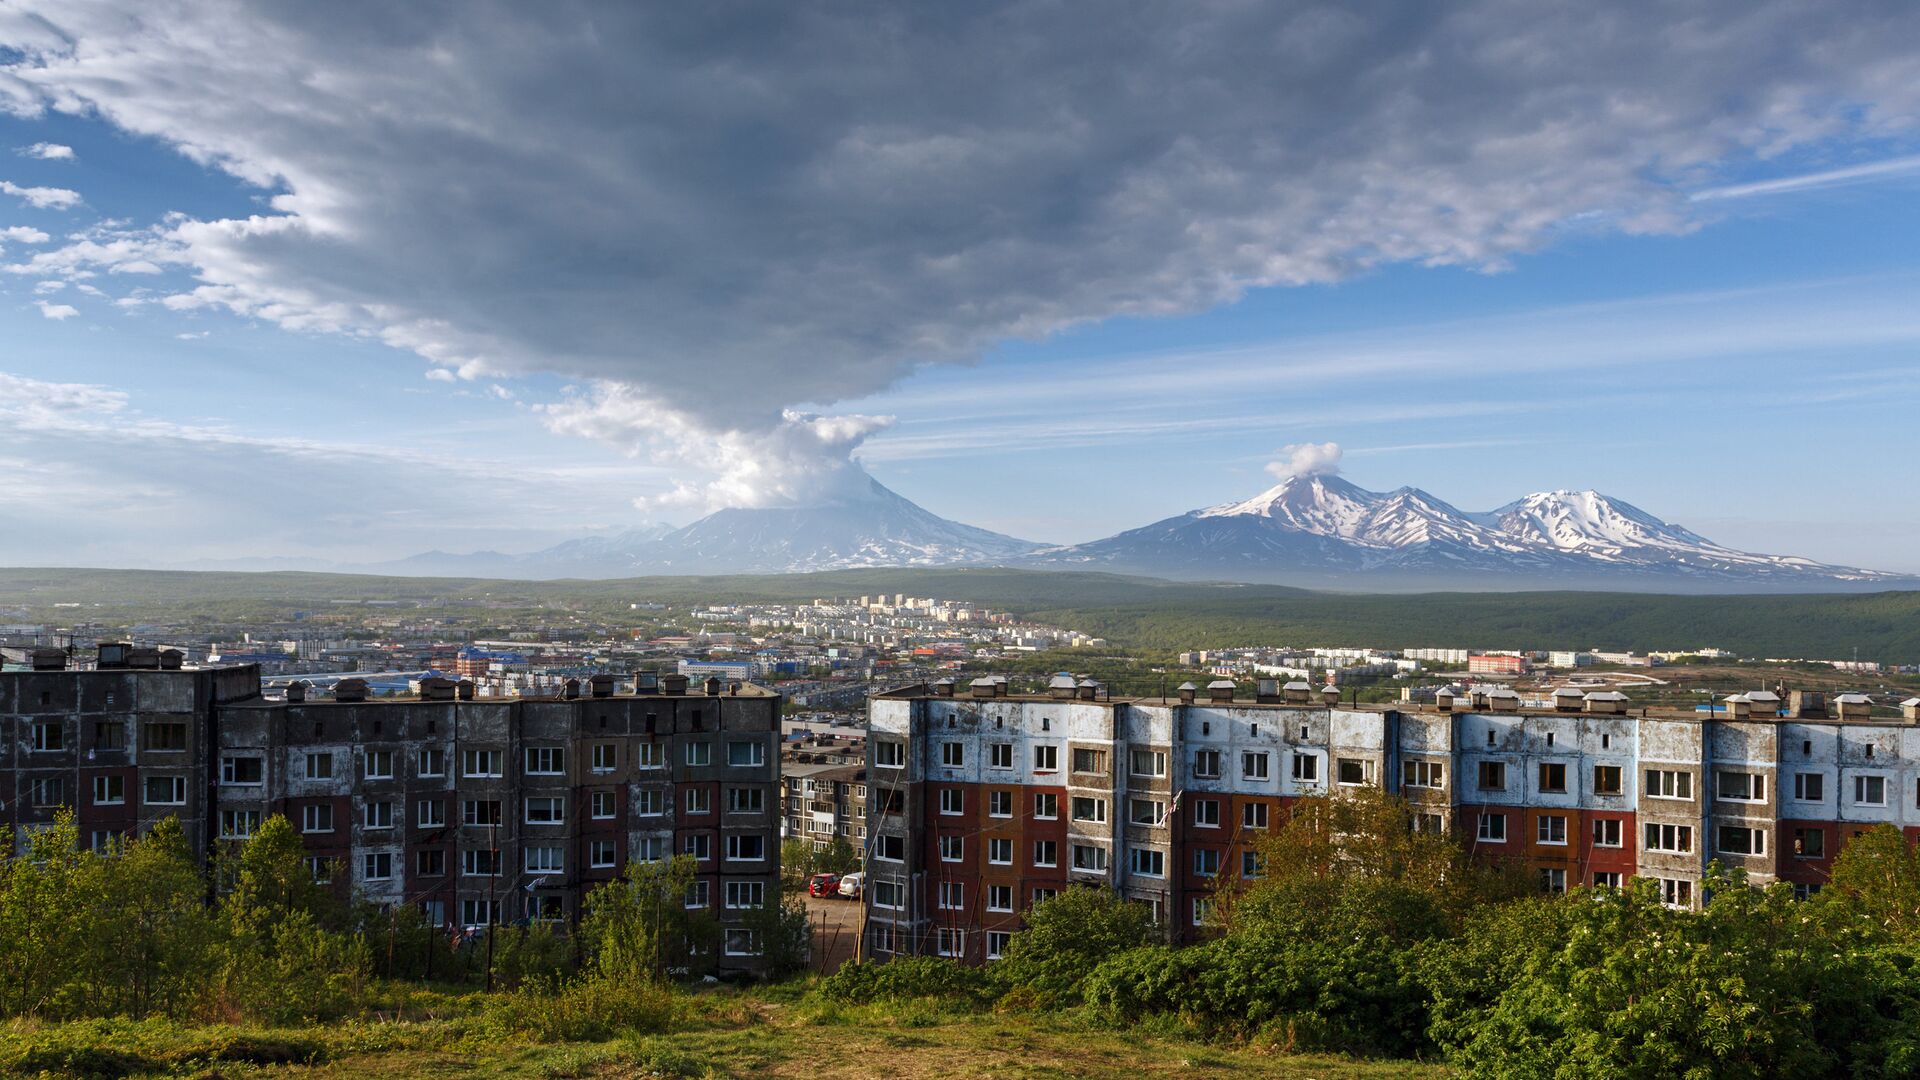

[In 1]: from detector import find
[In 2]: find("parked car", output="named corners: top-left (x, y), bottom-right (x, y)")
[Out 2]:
top-left (837, 871), bottom-right (865, 899)
top-left (807, 872), bottom-right (841, 897)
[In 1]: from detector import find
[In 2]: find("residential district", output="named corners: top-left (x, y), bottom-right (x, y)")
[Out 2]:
top-left (5, 591), bottom-right (1920, 971)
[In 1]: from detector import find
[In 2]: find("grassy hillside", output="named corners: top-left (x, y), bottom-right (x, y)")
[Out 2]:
top-left (5, 566), bottom-right (1920, 663)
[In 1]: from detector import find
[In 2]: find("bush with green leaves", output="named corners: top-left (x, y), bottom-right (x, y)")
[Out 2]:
top-left (988, 886), bottom-right (1157, 1006)
top-left (816, 956), bottom-right (995, 1005)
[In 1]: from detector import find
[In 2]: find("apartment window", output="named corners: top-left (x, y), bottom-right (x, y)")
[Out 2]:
top-left (92, 774), bottom-right (125, 806)
top-left (1793, 772), bottom-right (1824, 801)
top-left (928, 787), bottom-right (960, 816)
top-left (1538, 762), bottom-right (1568, 794)
top-left (307, 857), bottom-right (333, 884)
top-left (1130, 749), bottom-right (1167, 777)
top-left (1593, 765), bottom-right (1622, 796)
top-left (988, 837), bottom-right (1013, 865)
top-left (1192, 897), bottom-right (1217, 927)
top-left (935, 740), bottom-right (966, 768)
top-left (1242, 751), bottom-right (1271, 781)
top-left (1242, 850), bottom-right (1266, 879)
top-left (363, 852), bottom-right (393, 882)
top-left (1403, 759), bottom-right (1444, 789)
top-left (989, 790), bottom-right (1013, 817)
top-left (684, 834), bottom-right (711, 861)
top-left (1194, 798), bottom-right (1221, 828)
top-left (875, 742), bottom-right (905, 768)
top-left (463, 848), bottom-right (502, 876)
top-left (1072, 843), bottom-right (1109, 872)
top-left (1659, 878), bottom-right (1693, 909)
top-left (462, 799), bottom-right (503, 826)
top-left (1793, 827), bottom-right (1826, 858)
top-left (633, 788), bottom-right (664, 816)
top-left (685, 788), bottom-right (711, 815)
top-left (144, 722), bottom-right (187, 751)
top-left (724, 834), bottom-right (766, 863)
top-left (591, 743), bottom-right (618, 772)
top-left (362, 749), bottom-right (394, 780)
top-left (1477, 761), bottom-right (1507, 791)
top-left (461, 749), bottom-right (501, 778)
top-left (1129, 798), bottom-right (1166, 826)
top-left (1540, 868), bottom-right (1567, 895)
top-left (1592, 818), bottom-right (1623, 848)
top-left (302, 804), bottom-right (334, 833)
top-left (589, 841), bottom-right (618, 868)
top-left (304, 752), bottom-right (334, 781)
top-left (685, 880), bottom-right (711, 908)
top-left (1718, 771), bottom-right (1765, 802)
top-left (1536, 814), bottom-right (1567, 845)
top-left (1071, 796), bottom-right (1107, 823)
top-left (1646, 769), bottom-right (1692, 800)
top-left (633, 836), bottom-right (665, 862)
top-left (1644, 822), bottom-right (1694, 853)
top-left (986, 931), bottom-right (1010, 960)
top-left (418, 748), bottom-right (444, 777)
top-left (987, 884), bottom-right (1013, 913)
top-left (933, 927), bottom-right (965, 958)
top-left (416, 849), bottom-right (446, 876)
top-left (1336, 758), bottom-right (1372, 786)
top-left (728, 787), bottom-right (763, 813)
top-left (684, 741), bottom-right (713, 767)
top-left (525, 747), bottom-right (565, 775)
top-left (727, 741), bottom-right (765, 768)
top-left (27, 777), bottom-right (67, 808)
top-left (635, 741), bottom-right (664, 769)
top-left (1291, 753), bottom-right (1320, 783)
top-left (365, 801), bottom-right (394, 829)
top-left (144, 775), bottom-right (186, 806)
top-left (1477, 813), bottom-right (1508, 843)
top-left (525, 845), bottom-right (564, 874)
top-left (525, 796), bottom-right (566, 825)
top-left (92, 721), bottom-right (126, 751)
top-left (1073, 747), bottom-right (1110, 774)
top-left (1718, 825), bottom-right (1766, 856)
top-left (876, 834), bottom-right (905, 861)
top-left (1033, 744), bottom-right (1059, 772)
top-left (1033, 839), bottom-right (1058, 868)
top-left (221, 755), bottom-right (264, 785)
top-left (1193, 750), bottom-right (1222, 779)
top-left (592, 790), bottom-right (618, 819)
top-left (1242, 802), bottom-right (1270, 830)
top-left (219, 810), bottom-right (261, 839)
top-left (461, 899), bottom-right (498, 927)
top-left (1129, 847), bottom-right (1165, 877)
top-left (1034, 792), bottom-right (1058, 819)
top-left (1032, 887), bottom-right (1059, 905)
top-left (1855, 774), bottom-right (1888, 806)
top-left (1193, 848), bottom-right (1221, 877)
top-left (988, 742), bottom-right (1013, 769)
top-left (939, 881), bottom-right (964, 910)
top-left (940, 834), bottom-right (963, 862)
top-left (1593, 871), bottom-right (1622, 889)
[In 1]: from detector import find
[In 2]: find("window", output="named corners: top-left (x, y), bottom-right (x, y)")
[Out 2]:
top-left (1592, 818), bottom-right (1623, 847)
top-left (461, 899), bottom-right (498, 927)
top-left (987, 885), bottom-right (1013, 912)
top-left (1193, 750), bottom-right (1222, 779)
top-left (633, 788), bottom-right (664, 816)
top-left (1659, 878), bottom-right (1693, 909)
top-left (92, 721), bottom-right (125, 750)
top-left (1477, 813), bottom-right (1507, 843)
top-left (939, 881), bottom-right (964, 910)
top-left (525, 747), bottom-right (565, 775)
top-left (989, 742), bottom-right (1012, 769)
top-left (875, 742), bottom-right (905, 768)
top-left (1478, 760), bottom-right (1507, 790)
top-left (633, 836), bottom-right (665, 862)
top-left (27, 777), bottom-right (67, 808)
top-left (463, 849), bottom-right (502, 876)
top-left (684, 742), bottom-right (713, 767)
top-left (307, 856), bottom-right (333, 884)
top-left (144, 722), bottom-right (187, 751)
top-left (1793, 828), bottom-right (1825, 858)
top-left (92, 775), bottom-right (125, 805)
top-left (1718, 771), bottom-right (1765, 802)
top-left (875, 834), bottom-right (905, 861)
top-left (725, 835), bottom-right (765, 862)
top-left (144, 775), bottom-right (186, 806)
top-left (1129, 847), bottom-right (1165, 877)
top-left (1242, 751), bottom-right (1271, 781)
top-left (1718, 825), bottom-right (1766, 856)
top-left (302, 804), bottom-right (334, 833)
top-left (1193, 848), bottom-right (1221, 877)
top-left (364, 749), bottom-right (394, 780)
top-left (1646, 769), bottom-right (1692, 800)
top-left (1593, 871), bottom-right (1622, 889)
top-left (938, 788), bottom-right (963, 815)
top-left (461, 749), bottom-right (501, 778)
top-left (220, 810), bottom-right (261, 839)
top-left (1403, 759), bottom-right (1444, 789)
top-left (418, 748), bottom-right (444, 777)
top-left (462, 799), bottom-right (502, 826)
top-left (724, 928), bottom-right (762, 957)
top-left (416, 849), bottom-right (446, 876)
top-left (986, 931), bottom-right (1010, 960)
top-left (988, 837), bottom-right (1013, 864)
top-left (589, 841), bottom-right (618, 868)
top-left (1071, 796), bottom-right (1107, 823)
top-left (1537, 814), bottom-right (1567, 845)
top-left (591, 743), bottom-right (618, 772)
top-left (525, 796), bottom-right (566, 825)
top-left (1291, 753), bottom-right (1320, 783)
top-left (635, 741), bottom-right (664, 769)
top-left (940, 834), bottom-right (964, 861)
top-left (728, 787), bottom-right (763, 813)
top-left (1644, 822), bottom-right (1694, 853)
top-left (679, 787), bottom-right (710, 816)
top-left (1034, 792), bottom-right (1058, 819)
top-left (1033, 744), bottom-right (1059, 772)
top-left (1242, 802), bottom-right (1270, 830)
top-left (1540, 868), bottom-right (1567, 894)
top-left (365, 800), bottom-right (394, 829)
top-left (1336, 758), bottom-right (1372, 786)
top-left (363, 852), bottom-right (393, 881)
top-left (684, 834), bottom-right (711, 861)
top-left (727, 741), bottom-right (765, 768)
top-left (1130, 749), bottom-right (1166, 777)
top-left (1072, 747), bottom-right (1109, 774)
top-left (525, 845), bottom-right (565, 873)
top-left (1855, 774), bottom-right (1888, 806)
top-left (1033, 839), bottom-right (1058, 867)
top-left (221, 756), bottom-right (264, 785)
top-left (1192, 897), bottom-right (1216, 927)
top-left (1032, 887), bottom-right (1059, 905)
top-left (1129, 798), bottom-right (1166, 826)
top-left (304, 752), bottom-right (334, 780)
top-left (940, 741), bottom-right (966, 767)
top-left (1538, 762), bottom-right (1568, 794)
top-left (989, 790), bottom-right (1013, 817)
top-left (1593, 765), bottom-right (1622, 796)
top-left (1793, 773), bottom-right (1824, 801)
top-left (934, 928), bottom-right (965, 957)
top-left (1193, 798), bottom-right (1221, 827)
top-left (685, 880), bottom-right (711, 908)
top-left (1072, 843), bottom-right (1109, 872)
top-left (592, 790), bottom-right (618, 819)
top-left (1242, 850), bottom-right (1265, 879)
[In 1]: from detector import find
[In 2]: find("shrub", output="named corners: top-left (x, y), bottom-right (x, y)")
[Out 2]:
top-left (990, 888), bottom-right (1156, 1006)
top-left (478, 975), bottom-right (679, 1043)
top-left (815, 957), bottom-right (995, 1005)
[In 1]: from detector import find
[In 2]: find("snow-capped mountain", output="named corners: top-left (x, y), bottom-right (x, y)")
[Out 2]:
top-left (1033, 474), bottom-right (1908, 591)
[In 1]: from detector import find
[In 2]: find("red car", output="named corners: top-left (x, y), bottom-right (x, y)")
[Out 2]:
top-left (808, 873), bottom-right (841, 897)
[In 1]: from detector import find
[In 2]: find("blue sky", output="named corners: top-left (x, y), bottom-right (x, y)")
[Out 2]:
top-left (3, 4), bottom-right (1919, 572)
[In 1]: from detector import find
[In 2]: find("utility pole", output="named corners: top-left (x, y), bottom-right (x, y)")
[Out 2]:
top-left (485, 819), bottom-right (497, 992)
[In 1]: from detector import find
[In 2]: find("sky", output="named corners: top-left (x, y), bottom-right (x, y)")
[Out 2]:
top-left (2, 2), bottom-right (1919, 572)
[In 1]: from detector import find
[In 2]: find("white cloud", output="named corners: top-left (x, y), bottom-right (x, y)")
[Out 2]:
top-left (18, 141), bottom-right (74, 160)
top-left (1267, 442), bottom-right (1343, 479)
top-left (1, 224), bottom-right (49, 243)
top-left (34, 299), bottom-right (78, 319)
top-left (1692, 155), bottom-right (1920, 201)
top-left (32, 278), bottom-right (63, 293)
top-left (175, 330), bottom-right (209, 340)
top-left (0, 178), bottom-right (81, 209)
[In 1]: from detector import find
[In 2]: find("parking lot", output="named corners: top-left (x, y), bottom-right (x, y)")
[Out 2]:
top-left (803, 893), bottom-right (862, 973)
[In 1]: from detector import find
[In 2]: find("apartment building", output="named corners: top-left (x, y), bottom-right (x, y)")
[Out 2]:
top-left (780, 762), bottom-right (868, 849)
top-left (863, 678), bottom-right (1920, 964)
top-left (3, 651), bottom-right (783, 971)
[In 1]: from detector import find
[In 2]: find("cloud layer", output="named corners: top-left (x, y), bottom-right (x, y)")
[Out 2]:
top-left (5, 2), bottom-right (1920, 506)
top-left (1270, 442), bottom-right (1343, 480)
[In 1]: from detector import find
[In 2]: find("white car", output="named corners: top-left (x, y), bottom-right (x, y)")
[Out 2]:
top-left (837, 871), bottom-right (865, 899)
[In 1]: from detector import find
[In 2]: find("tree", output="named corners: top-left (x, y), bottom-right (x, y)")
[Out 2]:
top-left (1825, 822), bottom-right (1920, 939)
top-left (993, 886), bottom-right (1156, 1005)
top-left (581, 855), bottom-right (719, 981)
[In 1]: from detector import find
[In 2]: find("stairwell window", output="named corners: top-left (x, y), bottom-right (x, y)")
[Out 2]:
top-left (1193, 750), bottom-right (1222, 780)
top-left (1477, 813), bottom-right (1507, 843)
